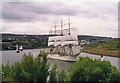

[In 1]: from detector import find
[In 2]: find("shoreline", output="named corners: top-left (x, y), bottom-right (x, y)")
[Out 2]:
top-left (2, 48), bottom-right (120, 58)
top-left (1, 47), bottom-right (47, 51)
top-left (82, 48), bottom-right (119, 58)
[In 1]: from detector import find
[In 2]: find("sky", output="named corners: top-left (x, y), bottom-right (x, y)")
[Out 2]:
top-left (1, 0), bottom-right (119, 38)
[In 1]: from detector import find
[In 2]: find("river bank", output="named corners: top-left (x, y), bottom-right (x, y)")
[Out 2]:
top-left (82, 47), bottom-right (119, 58)
top-left (82, 39), bottom-right (120, 58)
top-left (1, 47), bottom-right (46, 51)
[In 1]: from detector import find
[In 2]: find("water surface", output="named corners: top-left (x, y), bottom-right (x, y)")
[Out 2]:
top-left (1, 49), bottom-right (120, 71)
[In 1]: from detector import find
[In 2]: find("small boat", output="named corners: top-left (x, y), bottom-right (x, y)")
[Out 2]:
top-left (16, 45), bottom-right (20, 53)
top-left (19, 46), bottom-right (23, 51)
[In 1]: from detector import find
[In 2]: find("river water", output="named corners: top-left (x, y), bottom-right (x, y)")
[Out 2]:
top-left (1, 49), bottom-right (120, 72)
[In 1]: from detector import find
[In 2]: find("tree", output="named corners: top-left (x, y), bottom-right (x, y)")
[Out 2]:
top-left (57, 70), bottom-right (66, 82)
top-left (2, 52), bottom-right (49, 82)
top-left (67, 57), bottom-right (120, 82)
top-left (2, 62), bottom-right (11, 78)
top-left (34, 52), bottom-right (49, 82)
top-left (49, 65), bottom-right (57, 83)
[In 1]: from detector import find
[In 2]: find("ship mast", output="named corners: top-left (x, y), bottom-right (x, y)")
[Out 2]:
top-left (61, 19), bottom-right (63, 35)
top-left (52, 21), bottom-right (60, 35)
top-left (51, 18), bottom-right (73, 35)
top-left (49, 27), bottom-right (52, 34)
top-left (55, 21), bottom-right (56, 35)
top-left (68, 18), bottom-right (71, 35)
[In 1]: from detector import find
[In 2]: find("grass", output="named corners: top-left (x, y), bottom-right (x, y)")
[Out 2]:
top-left (82, 47), bottom-right (119, 58)
top-left (82, 39), bottom-right (120, 58)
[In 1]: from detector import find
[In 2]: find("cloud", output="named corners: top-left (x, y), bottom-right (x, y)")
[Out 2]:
top-left (2, 2), bottom-right (49, 22)
top-left (2, 2), bottom-right (117, 22)
top-left (2, 2), bottom-right (118, 38)
top-left (2, 2), bottom-right (80, 22)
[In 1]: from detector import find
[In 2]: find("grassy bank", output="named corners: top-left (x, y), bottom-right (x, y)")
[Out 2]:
top-left (82, 47), bottom-right (119, 58)
top-left (82, 39), bottom-right (120, 58)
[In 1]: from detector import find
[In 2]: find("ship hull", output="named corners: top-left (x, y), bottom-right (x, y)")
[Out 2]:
top-left (47, 54), bottom-right (76, 62)
top-left (46, 45), bottom-right (81, 62)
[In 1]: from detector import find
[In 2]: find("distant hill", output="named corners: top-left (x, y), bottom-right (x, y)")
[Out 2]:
top-left (1, 33), bottom-right (115, 51)
top-left (1, 33), bottom-right (57, 41)
top-left (78, 35), bottom-right (113, 42)
top-left (85, 39), bottom-right (120, 50)
top-left (1, 34), bottom-right (113, 41)
top-left (82, 38), bottom-right (120, 57)
top-left (1, 33), bottom-right (60, 50)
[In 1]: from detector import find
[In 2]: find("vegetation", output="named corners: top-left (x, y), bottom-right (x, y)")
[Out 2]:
top-left (2, 52), bottom-right (66, 82)
top-left (82, 39), bottom-right (120, 57)
top-left (2, 53), bottom-right (120, 82)
top-left (0, 65), bottom-right (2, 82)
top-left (49, 65), bottom-right (58, 82)
top-left (78, 35), bottom-right (113, 42)
top-left (49, 65), bottom-right (66, 83)
top-left (57, 70), bottom-right (66, 82)
top-left (67, 57), bottom-right (120, 82)
top-left (2, 52), bottom-right (49, 82)
top-left (2, 34), bottom-right (48, 50)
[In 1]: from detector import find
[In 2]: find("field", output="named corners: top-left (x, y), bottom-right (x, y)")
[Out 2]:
top-left (82, 39), bottom-right (120, 58)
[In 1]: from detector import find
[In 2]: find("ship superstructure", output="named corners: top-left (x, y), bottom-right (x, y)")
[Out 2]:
top-left (47, 18), bottom-right (81, 61)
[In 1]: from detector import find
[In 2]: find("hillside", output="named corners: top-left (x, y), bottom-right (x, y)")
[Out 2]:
top-left (1, 34), bottom-right (48, 50)
top-left (1, 33), bottom-right (60, 50)
top-left (78, 35), bottom-right (113, 41)
top-left (82, 39), bottom-right (120, 58)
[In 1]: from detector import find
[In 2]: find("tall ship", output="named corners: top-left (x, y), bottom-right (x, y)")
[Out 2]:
top-left (47, 18), bottom-right (81, 61)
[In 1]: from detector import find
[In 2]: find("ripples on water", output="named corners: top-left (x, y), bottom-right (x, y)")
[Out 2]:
top-left (1, 49), bottom-right (120, 72)
top-left (2, 49), bottom-right (40, 65)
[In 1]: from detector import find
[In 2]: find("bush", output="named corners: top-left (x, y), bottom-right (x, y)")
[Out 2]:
top-left (49, 65), bottom-right (57, 83)
top-left (2, 62), bottom-right (11, 78)
top-left (2, 52), bottom-right (49, 82)
top-left (2, 54), bottom-right (120, 82)
top-left (67, 57), bottom-right (120, 82)
top-left (49, 65), bottom-right (66, 83)
top-left (57, 69), bottom-right (66, 82)
top-left (0, 65), bottom-right (2, 82)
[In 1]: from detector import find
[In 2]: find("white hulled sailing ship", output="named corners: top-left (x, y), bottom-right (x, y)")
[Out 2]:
top-left (47, 18), bottom-right (81, 61)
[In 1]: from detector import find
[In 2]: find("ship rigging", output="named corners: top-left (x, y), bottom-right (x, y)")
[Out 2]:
top-left (47, 18), bottom-right (81, 60)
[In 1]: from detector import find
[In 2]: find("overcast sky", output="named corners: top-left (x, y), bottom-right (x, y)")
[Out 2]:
top-left (1, 1), bottom-right (118, 38)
